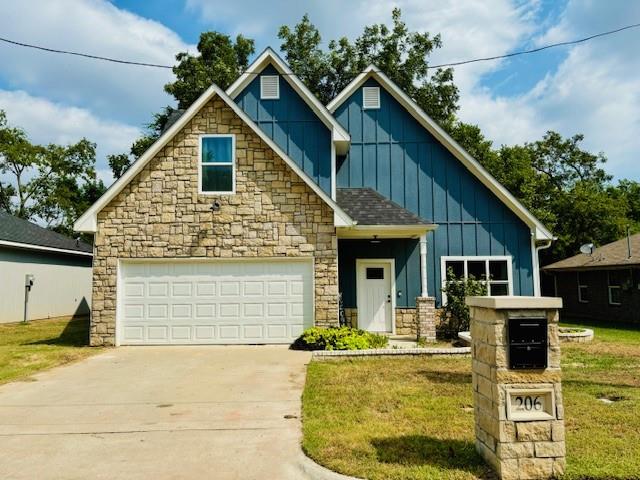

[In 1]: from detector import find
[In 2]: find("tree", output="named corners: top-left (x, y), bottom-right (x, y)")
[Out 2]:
top-left (107, 153), bottom-right (131, 180)
top-left (278, 9), bottom-right (459, 125)
top-left (0, 110), bottom-right (104, 234)
top-left (165, 32), bottom-right (255, 110)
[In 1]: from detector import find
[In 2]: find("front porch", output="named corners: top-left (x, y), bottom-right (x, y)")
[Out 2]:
top-left (335, 188), bottom-right (438, 341)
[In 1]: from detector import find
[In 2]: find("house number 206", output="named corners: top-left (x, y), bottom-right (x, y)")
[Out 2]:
top-left (515, 395), bottom-right (543, 411)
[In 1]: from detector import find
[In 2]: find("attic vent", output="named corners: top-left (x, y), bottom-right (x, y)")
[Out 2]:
top-left (362, 86), bottom-right (380, 109)
top-left (260, 75), bottom-right (280, 99)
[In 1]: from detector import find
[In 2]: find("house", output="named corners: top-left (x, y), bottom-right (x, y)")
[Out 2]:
top-left (74, 48), bottom-right (553, 346)
top-left (543, 234), bottom-right (640, 323)
top-left (0, 211), bottom-right (92, 323)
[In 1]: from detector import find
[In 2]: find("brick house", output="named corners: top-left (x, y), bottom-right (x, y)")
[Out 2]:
top-left (75, 48), bottom-right (553, 346)
top-left (543, 233), bottom-right (640, 323)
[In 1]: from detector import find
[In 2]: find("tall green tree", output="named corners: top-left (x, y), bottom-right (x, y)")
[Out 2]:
top-left (278, 9), bottom-right (459, 125)
top-left (0, 110), bottom-right (105, 235)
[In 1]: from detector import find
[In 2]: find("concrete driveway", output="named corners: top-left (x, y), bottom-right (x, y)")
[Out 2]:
top-left (0, 346), bottom-right (312, 480)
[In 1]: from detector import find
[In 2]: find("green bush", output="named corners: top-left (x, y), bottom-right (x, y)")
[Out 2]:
top-left (294, 327), bottom-right (389, 351)
top-left (440, 267), bottom-right (487, 339)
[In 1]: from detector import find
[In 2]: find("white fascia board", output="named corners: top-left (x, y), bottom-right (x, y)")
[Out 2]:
top-left (0, 239), bottom-right (93, 257)
top-left (75, 84), bottom-right (354, 233)
top-left (226, 47), bottom-right (351, 144)
top-left (337, 224), bottom-right (437, 239)
top-left (327, 66), bottom-right (554, 241)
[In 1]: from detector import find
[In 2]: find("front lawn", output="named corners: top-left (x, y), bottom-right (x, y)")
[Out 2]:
top-left (0, 316), bottom-right (100, 385)
top-left (302, 321), bottom-right (640, 480)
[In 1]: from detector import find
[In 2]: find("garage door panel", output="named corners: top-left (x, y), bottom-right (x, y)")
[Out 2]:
top-left (119, 260), bottom-right (313, 345)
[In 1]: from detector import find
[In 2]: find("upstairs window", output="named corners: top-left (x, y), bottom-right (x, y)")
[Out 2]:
top-left (608, 270), bottom-right (622, 305)
top-left (577, 272), bottom-right (589, 303)
top-left (260, 75), bottom-right (280, 99)
top-left (362, 86), bottom-right (380, 109)
top-left (441, 256), bottom-right (512, 304)
top-left (199, 135), bottom-right (235, 194)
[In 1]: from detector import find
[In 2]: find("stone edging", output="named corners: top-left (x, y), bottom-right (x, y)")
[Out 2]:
top-left (311, 346), bottom-right (470, 359)
top-left (297, 452), bottom-right (364, 480)
top-left (559, 327), bottom-right (594, 343)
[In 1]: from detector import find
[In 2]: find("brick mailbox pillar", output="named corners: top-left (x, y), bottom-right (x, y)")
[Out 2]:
top-left (466, 296), bottom-right (565, 480)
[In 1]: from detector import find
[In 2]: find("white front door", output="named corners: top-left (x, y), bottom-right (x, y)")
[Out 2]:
top-left (356, 261), bottom-right (393, 333)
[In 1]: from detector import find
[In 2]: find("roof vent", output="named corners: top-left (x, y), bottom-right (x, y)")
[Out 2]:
top-left (260, 75), bottom-right (279, 99)
top-left (362, 86), bottom-right (380, 109)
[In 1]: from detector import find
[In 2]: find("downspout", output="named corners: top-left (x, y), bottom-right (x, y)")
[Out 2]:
top-left (534, 238), bottom-right (554, 296)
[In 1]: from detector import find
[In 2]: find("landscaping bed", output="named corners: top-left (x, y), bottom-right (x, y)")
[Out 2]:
top-left (302, 320), bottom-right (640, 479)
top-left (0, 316), bottom-right (100, 385)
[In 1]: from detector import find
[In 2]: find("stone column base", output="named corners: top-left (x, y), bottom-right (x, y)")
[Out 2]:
top-left (416, 297), bottom-right (436, 341)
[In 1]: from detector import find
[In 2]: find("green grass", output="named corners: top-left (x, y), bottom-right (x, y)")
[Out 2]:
top-left (0, 316), bottom-right (101, 385)
top-left (303, 321), bottom-right (640, 479)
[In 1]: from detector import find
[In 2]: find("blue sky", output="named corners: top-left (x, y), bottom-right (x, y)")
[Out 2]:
top-left (0, 0), bottom-right (638, 185)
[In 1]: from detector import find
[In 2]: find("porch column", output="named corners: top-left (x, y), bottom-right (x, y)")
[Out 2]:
top-left (419, 233), bottom-right (428, 297)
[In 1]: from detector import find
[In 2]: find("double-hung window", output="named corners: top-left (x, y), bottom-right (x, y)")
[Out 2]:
top-left (441, 256), bottom-right (513, 303)
top-left (608, 270), bottom-right (622, 306)
top-left (199, 135), bottom-right (235, 194)
top-left (577, 272), bottom-right (589, 303)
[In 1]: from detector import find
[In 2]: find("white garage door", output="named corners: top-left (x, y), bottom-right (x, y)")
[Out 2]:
top-left (118, 260), bottom-right (313, 345)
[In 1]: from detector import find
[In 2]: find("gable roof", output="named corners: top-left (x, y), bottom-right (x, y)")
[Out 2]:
top-left (226, 47), bottom-right (350, 154)
top-left (0, 211), bottom-right (92, 256)
top-left (336, 188), bottom-right (431, 226)
top-left (74, 84), bottom-right (354, 233)
top-left (327, 65), bottom-right (554, 241)
top-left (544, 233), bottom-right (640, 271)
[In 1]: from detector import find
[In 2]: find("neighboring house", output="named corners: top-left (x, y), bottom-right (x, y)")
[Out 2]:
top-left (0, 211), bottom-right (93, 323)
top-left (74, 48), bottom-right (553, 347)
top-left (543, 234), bottom-right (640, 323)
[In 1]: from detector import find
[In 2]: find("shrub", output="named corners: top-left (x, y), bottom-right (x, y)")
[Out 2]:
top-left (440, 267), bottom-right (487, 339)
top-left (294, 326), bottom-right (389, 351)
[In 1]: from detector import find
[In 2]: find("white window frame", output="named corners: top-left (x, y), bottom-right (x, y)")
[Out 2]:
top-left (440, 256), bottom-right (513, 305)
top-left (577, 271), bottom-right (589, 303)
top-left (362, 86), bottom-right (380, 109)
top-left (608, 271), bottom-right (622, 306)
top-left (260, 75), bottom-right (280, 100)
top-left (198, 134), bottom-right (236, 195)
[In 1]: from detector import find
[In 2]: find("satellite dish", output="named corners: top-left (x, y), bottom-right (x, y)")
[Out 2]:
top-left (579, 243), bottom-right (594, 255)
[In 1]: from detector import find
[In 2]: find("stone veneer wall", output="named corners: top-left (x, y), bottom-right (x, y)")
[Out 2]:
top-left (91, 97), bottom-right (339, 346)
top-left (470, 305), bottom-right (565, 480)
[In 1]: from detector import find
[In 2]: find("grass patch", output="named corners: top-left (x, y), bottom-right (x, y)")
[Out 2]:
top-left (0, 316), bottom-right (101, 385)
top-left (303, 320), bottom-right (640, 479)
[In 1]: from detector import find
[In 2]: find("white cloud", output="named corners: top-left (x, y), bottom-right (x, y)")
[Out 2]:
top-left (0, 0), bottom-right (193, 126)
top-left (458, 0), bottom-right (640, 179)
top-left (0, 90), bottom-right (141, 185)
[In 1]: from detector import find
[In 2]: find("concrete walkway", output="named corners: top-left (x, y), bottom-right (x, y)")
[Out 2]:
top-left (0, 346), bottom-right (311, 480)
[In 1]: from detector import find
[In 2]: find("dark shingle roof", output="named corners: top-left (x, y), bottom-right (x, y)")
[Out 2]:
top-left (336, 188), bottom-right (431, 225)
top-left (543, 233), bottom-right (640, 271)
top-left (0, 211), bottom-right (92, 255)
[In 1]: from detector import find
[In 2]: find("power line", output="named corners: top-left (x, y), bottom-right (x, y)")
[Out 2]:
top-left (0, 36), bottom-right (173, 69)
top-left (1, 22), bottom-right (639, 72)
top-left (428, 22), bottom-right (640, 68)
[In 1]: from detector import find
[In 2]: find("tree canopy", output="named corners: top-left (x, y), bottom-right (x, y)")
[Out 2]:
top-left (0, 110), bottom-right (105, 237)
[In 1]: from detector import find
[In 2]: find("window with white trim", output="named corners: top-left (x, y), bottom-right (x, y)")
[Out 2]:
top-left (577, 271), bottom-right (589, 303)
top-left (199, 135), bottom-right (235, 194)
top-left (441, 256), bottom-right (513, 303)
top-left (608, 270), bottom-right (622, 306)
top-left (362, 86), bottom-right (380, 109)
top-left (260, 75), bottom-right (279, 99)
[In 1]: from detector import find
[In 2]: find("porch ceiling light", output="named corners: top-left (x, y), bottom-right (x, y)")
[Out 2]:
top-left (370, 235), bottom-right (381, 244)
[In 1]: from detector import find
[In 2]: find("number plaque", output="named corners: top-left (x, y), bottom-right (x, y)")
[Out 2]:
top-left (505, 388), bottom-right (555, 421)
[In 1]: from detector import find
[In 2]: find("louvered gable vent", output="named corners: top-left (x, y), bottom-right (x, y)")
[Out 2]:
top-left (260, 75), bottom-right (280, 99)
top-left (362, 86), bottom-right (380, 109)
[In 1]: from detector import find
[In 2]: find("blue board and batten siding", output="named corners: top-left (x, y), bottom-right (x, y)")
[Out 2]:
top-left (334, 78), bottom-right (534, 306)
top-left (234, 65), bottom-right (332, 194)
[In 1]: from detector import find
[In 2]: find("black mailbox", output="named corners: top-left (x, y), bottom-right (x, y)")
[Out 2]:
top-left (508, 317), bottom-right (548, 370)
